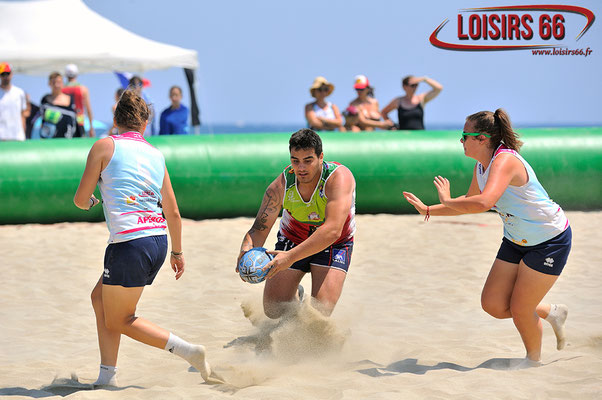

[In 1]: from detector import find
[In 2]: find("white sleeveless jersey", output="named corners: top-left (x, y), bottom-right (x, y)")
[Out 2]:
top-left (313, 102), bottom-right (336, 120)
top-left (98, 132), bottom-right (167, 243)
top-left (476, 145), bottom-right (569, 246)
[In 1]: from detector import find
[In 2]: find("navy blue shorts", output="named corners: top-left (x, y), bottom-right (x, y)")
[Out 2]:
top-left (275, 233), bottom-right (353, 273)
top-left (103, 235), bottom-right (168, 287)
top-left (496, 227), bottom-right (572, 276)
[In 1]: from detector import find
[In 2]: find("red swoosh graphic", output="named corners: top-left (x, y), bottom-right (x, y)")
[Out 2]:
top-left (430, 5), bottom-right (595, 51)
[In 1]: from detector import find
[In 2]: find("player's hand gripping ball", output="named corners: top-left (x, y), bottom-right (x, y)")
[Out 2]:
top-left (238, 247), bottom-right (274, 284)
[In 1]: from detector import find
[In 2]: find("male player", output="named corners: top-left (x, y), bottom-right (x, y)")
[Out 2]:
top-left (237, 129), bottom-right (356, 318)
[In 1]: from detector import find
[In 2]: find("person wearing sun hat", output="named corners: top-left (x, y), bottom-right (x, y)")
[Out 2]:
top-left (304, 76), bottom-right (345, 132)
top-left (0, 62), bottom-right (28, 141)
top-left (344, 74), bottom-right (393, 132)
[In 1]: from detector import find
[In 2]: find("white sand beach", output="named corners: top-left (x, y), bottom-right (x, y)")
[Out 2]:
top-left (1, 211), bottom-right (601, 399)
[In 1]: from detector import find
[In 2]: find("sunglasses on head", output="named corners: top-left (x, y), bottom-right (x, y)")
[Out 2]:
top-left (462, 132), bottom-right (492, 141)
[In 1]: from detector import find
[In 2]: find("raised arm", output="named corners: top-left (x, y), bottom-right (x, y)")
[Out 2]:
top-left (73, 137), bottom-right (112, 209)
top-left (237, 174), bottom-right (284, 268)
top-left (419, 76), bottom-right (443, 105)
top-left (266, 166), bottom-right (354, 278)
top-left (161, 167), bottom-right (185, 279)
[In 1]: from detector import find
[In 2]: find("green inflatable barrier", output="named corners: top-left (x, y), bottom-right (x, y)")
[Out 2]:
top-left (1, 128), bottom-right (601, 224)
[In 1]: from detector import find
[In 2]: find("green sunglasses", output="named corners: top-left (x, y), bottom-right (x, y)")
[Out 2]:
top-left (462, 132), bottom-right (491, 141)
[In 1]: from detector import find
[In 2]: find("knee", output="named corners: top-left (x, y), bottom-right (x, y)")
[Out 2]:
top-left (263, 301), bottom-right (286, 320)
top-left (481, 295), bottom-right (509, 319)
top-left (103, 313), bottom-right (134, 332)
top-left (509, 299), bottom-right (535, 321)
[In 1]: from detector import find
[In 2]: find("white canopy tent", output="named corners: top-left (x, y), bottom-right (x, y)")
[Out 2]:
top-left (0, 0), bottom-right (199, 74)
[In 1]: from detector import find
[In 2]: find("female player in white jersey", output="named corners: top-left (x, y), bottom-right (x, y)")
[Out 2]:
top-left (403, 109), bottom-right (571, 369)
top-left (74, 90), bottom-right (211, 386)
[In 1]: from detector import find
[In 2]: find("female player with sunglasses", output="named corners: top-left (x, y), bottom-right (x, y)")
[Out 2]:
top-left (381, 75), bottom-right (443, 130)
top-left (403, 108), bottom-right (571, 369)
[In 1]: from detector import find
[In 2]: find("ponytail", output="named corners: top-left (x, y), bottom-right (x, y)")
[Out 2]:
top-left (466, 108), bottom-right (523, 151)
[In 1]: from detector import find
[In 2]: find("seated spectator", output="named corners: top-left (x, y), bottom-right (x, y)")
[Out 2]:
top-left (304, 76), bottom-right (345, 131)
top-left (159, 86), bottom-right (189, 135)
top-left (381, 75), bottom-right (443, 130)
top-left (344, 75), bottom-right (394, 132)
top-left (39, 72), bottom-right (78, 138)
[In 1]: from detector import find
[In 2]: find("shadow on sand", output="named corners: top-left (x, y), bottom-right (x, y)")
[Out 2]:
top-left (357, 356), bottom-right (580, 376)
top-left (0, 374), bottom-right (143, 398)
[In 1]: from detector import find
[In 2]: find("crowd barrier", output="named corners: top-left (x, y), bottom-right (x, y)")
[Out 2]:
top-left (1, 128), bottom-right (600, 224)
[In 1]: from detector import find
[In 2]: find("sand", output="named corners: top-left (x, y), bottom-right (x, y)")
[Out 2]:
top-left (1, 211), bottom-right (601, 399)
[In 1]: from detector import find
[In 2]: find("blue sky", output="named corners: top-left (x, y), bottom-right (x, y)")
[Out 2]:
top-left (12, 0), bottom-right (602, 130)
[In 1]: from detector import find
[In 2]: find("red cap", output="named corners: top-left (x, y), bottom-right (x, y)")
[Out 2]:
top-left (353, 74), bottom-right (369, 89)
top-left (0, 62), bottom-right (12, 74)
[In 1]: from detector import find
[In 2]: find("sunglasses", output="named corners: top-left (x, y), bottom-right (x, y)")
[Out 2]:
top-left (355, 87), bottom-right (366, 91)
top-left (317, 86), bottom-right (330, 92)
top-left (462, 132), bottom-right (492, 141)
top-left (0, 72), bottom-right (10, 77)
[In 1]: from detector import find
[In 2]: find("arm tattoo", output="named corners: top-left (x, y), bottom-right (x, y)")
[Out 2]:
top-left (251, 187), bottom-right (280, 231)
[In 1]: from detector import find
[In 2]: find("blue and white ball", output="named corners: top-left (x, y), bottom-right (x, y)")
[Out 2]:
top-left (238, 247), bottom-right (274, 284)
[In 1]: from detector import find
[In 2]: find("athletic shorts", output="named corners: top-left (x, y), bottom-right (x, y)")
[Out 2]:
top-left (275, 233), bottom-right (353, 273)
top-left (103, 235), bottom-right (168, 287)
top-left (495, 226), bottom-right (572, 276)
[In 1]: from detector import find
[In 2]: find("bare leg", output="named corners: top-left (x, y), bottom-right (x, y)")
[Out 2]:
top-left (510, 261), bottom-right (559, 361)
top-left (309, 265), bottom-right (347, 316)
top-left (481, 259), bottom-right (556, 320)
top-left (91, 276), bottom-right (121, 366)
top-left (263, 269), bottom-right (305, 319)
top-left (101, 284), bottom-right (169, 349)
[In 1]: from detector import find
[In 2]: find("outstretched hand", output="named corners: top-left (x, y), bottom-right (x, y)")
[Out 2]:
top-left (433, 176), bottom-right (451, 204)
top-left (402, 191), bottom-right (426, 215)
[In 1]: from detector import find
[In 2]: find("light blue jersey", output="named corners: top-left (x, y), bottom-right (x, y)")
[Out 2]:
top-left (476, 145), bottom-right (569, 246)
top-left (98, 132), bottom-right (167, 243)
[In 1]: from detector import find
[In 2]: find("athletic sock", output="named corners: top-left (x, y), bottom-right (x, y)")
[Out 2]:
top-left (93, 364), bottom-right (117, 386)
top-left (545, 304), bottom-right (568, 350)
top-left (165, 333), bottom-right (211, 381)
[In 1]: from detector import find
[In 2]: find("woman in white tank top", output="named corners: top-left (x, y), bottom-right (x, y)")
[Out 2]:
top-left (304, 76), bottom-right (345, 131)
top-left (73, 90), bottom-right (214, 386)
top-left (403, 108), bottom-right (571, 369)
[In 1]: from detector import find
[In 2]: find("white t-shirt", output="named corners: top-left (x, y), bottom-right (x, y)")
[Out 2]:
top-left (0, 85), bottom-right (27, 141)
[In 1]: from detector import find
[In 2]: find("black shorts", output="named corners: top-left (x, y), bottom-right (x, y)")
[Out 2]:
top-left (496, 226), bottom-right (572, 276)
top-left (275, 233), bottom-right (353, 273)
top-left (103, 235), bottom-right (168, 287)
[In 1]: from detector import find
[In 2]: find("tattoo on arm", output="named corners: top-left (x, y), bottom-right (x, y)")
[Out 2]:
top-left (251, 187), bottom-right (279, 231)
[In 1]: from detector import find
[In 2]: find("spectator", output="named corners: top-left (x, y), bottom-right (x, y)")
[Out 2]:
top-left (304, 76), bottom-right (344, 131)
top-left (381, 75), bottom-right (443, 130)
top-left (108, 88), bottom-right (125, 136)
top-left (344, 75), bottom-right (393, 132)
top-left (128, 75), bottom-right (156, 136)
top-left (39, 72), bottom-right (78, 139)
top-left (159, 86), bottom-right (189, 135)
top-left (0, 62), bottom-right (28, 141)
top-left (62, 64), bottom-right (95, 137)
top-left (24, 93), bottom-right (40, 139)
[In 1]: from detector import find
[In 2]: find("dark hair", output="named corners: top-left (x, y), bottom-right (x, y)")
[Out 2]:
top-left (466, 108), bottom-right (523, 151)
top-left (128, 75), bottom-right (143, 88)
top-left (289, 128), bottom-right (322, 156)
top-left (114, 90), bottom-right (150, 132)
top-left (169, 85), bottom-right (183, 95)
top-left (48, 71), bottom-right (62, 82)
top-left (402, 75), bottom-right (413, 86)
top-left (115, 88), bottom-right (125, 98)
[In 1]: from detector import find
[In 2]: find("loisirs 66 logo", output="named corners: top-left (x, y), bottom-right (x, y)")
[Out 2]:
top-left (430, 5), bottom-right (595, 55)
